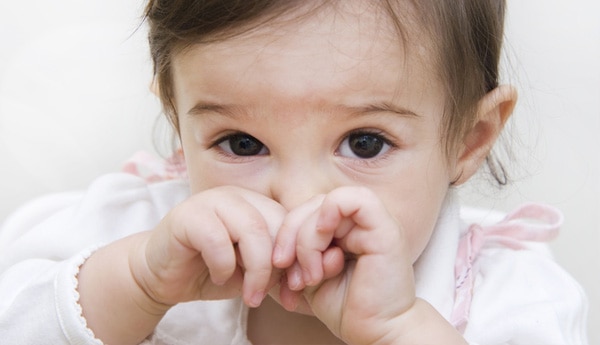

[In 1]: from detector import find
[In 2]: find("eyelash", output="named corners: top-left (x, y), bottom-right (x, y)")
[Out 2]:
top-left (210, 132), bottom-right (267, 161)
top-left (210, 129), bottom-right (398, 161)
top-left (343, 129), bottom-right (396, 147)
top-left (337, 129), bottom-right (397, 162)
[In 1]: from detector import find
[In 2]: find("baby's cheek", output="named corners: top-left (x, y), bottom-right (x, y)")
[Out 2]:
top-left (407, 223), bottom-right (437, 264)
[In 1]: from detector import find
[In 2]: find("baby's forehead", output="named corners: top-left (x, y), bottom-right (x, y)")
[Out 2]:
top-left (170, 3), bottom-right (447, 126)
top-left (179, 0), bottom-right (436, 71)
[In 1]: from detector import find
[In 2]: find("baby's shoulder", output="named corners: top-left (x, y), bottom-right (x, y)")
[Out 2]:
top-left (0, 173), bottom-right (190, 247)
top-left (458, 204), bottom-right (588, 343)
top-left (81, 172), bottom-right (190, 211)
top-left (5, 172), bottom-right (189, 221)
top-left (458, 203), bottom-right (586, 320)
top-left (459, 203), bottom-right (579, 295)
top-left (465, 243), bottom-right (588, 343)
top-left (475, 242), bottom-right (577, 292)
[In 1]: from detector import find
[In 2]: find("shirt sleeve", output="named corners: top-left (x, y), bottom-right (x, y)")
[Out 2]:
top-left (463, 245), bottom-right (588, 345)
top-left (0, 173), bottom-right (189, 344)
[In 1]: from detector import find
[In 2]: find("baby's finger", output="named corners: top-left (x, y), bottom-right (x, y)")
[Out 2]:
top-left (278, 278), bottom-right (303, 312)
top-left (273, 195), bottom-right (325, 269)
top-left (317, 188), bottom-right (392, 243)
top-left (197, 220), bottom-right (238, 285)
top-left (322, 246), bottom-right (345, 280)
top-left (174, 205), bottom-right (237, 286)
top-left (320, 188), bottom-right (403, 260)
top-left (217, 204), bottom-right (274, 307)
top-left (239, 190), bottom-right (287, 241)
top-left (285, 261), bottom-right (305, 291)
top-left (276, 276), bottom-right (315, 315)
top-left (285, 246), bottom-right (343, 289)
top-left (295, 210), bottom-right (332, 286)
top-left (295, 187), bottom-right (393, 284)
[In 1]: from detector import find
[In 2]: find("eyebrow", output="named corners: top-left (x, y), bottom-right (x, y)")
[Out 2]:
top-left (186, 101), bottom-right (420, 119)
top-left (187, 102), bottom-right (237, 118)
top-left (343, 102), bottom-right (420, 118)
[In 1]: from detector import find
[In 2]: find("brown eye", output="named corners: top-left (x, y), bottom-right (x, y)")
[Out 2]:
top-left (217, 134), bottom-right (268, 156)
top-left (338, 132), bottom-right (390, 159)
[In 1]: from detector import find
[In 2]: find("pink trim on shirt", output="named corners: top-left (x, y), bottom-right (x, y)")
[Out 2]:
top-left (451, 203), bottom-right (563, 333)
top-left (122, 150), bottom-right (187, 182)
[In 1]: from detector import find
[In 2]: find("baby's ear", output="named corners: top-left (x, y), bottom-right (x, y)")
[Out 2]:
top-left (452, 85), bottom-right (517, 185)
top-left (149, 78), bottom-right (160, 97)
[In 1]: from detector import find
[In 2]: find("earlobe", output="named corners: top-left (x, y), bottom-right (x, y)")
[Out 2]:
top-left (149, 78), bottom-right (160, 97)
top-left (452, 85), bottom-right (518, 186)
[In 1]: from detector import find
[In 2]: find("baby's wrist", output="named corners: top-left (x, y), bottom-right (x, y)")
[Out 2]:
top-left (78, 232), bottom-right (170, 345)
top-left (127, 232), bottom-right (175, 314)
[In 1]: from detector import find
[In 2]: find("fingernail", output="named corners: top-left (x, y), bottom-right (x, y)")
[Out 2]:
top-left (249, 290), bottom-right (266, 308)
top-left (273, 244), bottom-right (283, 265)
top-left (285, 294), bottom-right (299, 312)
top-left (288, 268), bottom-right (303, 290)
top-left (302, 267), bottom-right (313, 286)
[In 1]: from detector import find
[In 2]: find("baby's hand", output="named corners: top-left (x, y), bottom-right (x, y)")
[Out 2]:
top-left (274, 187), bottom-right (417, 345)
top-left (78, 186), bottom-right (287, 344)
top-left (132, 186), bottom-right (286, 309)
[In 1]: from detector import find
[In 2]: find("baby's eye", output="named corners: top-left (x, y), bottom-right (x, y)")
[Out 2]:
top-left (216, 133), bottom-right (268, 156)
top-left (338, 131), bottom-right (391, 159)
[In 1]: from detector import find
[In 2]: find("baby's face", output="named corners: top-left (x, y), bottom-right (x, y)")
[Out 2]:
top-left (171, 2), bottom-right (456, 262)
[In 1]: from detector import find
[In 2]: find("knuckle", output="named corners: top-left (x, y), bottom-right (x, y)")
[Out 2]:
top-left (250, 265), bottom-right (272, 278)
top-left (202, 228), bottom-right (230, 248)
top-left (167, 201), bottom-right (195, 232)
top-left (243, 214), bottom-right (270, 237)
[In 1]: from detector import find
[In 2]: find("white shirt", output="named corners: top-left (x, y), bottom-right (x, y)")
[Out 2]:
top-left (0, 173), bottom-right (588, 344)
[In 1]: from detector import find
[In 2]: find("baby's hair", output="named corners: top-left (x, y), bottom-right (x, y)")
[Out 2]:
top-left (144, 0), bottom-right (508, 184)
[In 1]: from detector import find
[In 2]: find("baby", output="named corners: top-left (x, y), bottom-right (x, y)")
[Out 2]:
top-left (0, 0), bottom-right (588, 344)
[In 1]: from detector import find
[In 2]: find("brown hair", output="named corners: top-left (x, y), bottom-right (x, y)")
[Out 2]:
top-left (144, 0), bottom-right (508, 184)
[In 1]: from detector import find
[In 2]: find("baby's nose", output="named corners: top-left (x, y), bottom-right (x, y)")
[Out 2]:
top-left (268, 165), bottom-right (336, 211)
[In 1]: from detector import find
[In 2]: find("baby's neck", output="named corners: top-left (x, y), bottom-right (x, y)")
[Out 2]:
top-left (247, 296), bottom-right (346, 344)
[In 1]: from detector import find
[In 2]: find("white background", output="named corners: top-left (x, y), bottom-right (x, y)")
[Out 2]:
top-left (0, 0), bottom-right (598, 342)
